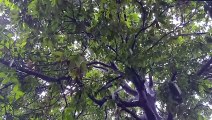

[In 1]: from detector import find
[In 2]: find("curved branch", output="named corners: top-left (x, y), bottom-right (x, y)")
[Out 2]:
top-left (95, 76), bottom-right (123, 94)
top-left (117, 103), bottom-right (141, 120)
top-left (121, 82), bottom-right (137, 96)
top-left (87, 61), bottom-right (123, 74)
top-left (88, 94), bottom-right (111, 107)
top-left (0, 58), bottom-right (71, 82)
top-left (87, 61), bottom-right (113, 69)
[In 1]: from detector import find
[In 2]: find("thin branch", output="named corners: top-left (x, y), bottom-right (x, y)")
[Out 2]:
top-left (135, 0), bottom-right (147, 28)
top-left (204, 75), bottom-right (212, 80)
top-left (159, 5), bottom-right (174, 16)
top-left (173, 32), bottom-right (208, 37)
top-left (104, 107), bottom-right (108, 120)
top-left (146, 18), bottom-right (196, 52)
top-left (133, 21), bottom-right (155, 47)
top-left (147, 30), bottom-right (174, 51)
top-left (87, 61), bottom-right (123, 74)
top-left (95, 76), bottom-right (123, 94)
top-left (197, 57), bottom-right (212, 76)
top-left (0, 82), bottom-right (13, 91)
top-left (77, 0), bottom-right (82, 17)
top-left (132, 21), bottom-right (155, 49)
top-left (75, 109), bottom-right (84, 119)
top-left (58, 81), bottom-right (68, 108)
top-left (170, 71), bottom-right (177, 82)
top-left (106, 45), bottom-right (117, 54)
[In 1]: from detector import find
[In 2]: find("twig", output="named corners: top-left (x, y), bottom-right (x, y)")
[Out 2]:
top-left (146, 18), bottom-right (195, 52)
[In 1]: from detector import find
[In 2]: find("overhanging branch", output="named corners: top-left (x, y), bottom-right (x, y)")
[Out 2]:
top-left (0, 58), bottom-right (71, 82)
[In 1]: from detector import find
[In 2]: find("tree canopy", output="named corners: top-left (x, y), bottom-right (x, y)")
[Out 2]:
top-left (0, 0), bottom-right (212, 120)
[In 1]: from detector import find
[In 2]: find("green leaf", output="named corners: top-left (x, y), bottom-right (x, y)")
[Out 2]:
top-left (198, 113), bottom-right (205, 120)
top-left (50, 0), bottom-right (57, 6)
top-left (52, 51), bottom-right (63, 61)
top-left (28, 0), bottom-right (38, 17)
top-left (129, 13), bottom-right (140, 23)
top-left (13, 85), bottom-right (24, 99)
top-left (177, 36), bottom-right (184, 45)
top-left (125, 20), bottom-right (131, 28)
top-left (64, 108), bottom-right (74, 120)
top-left (20, 41), bottom-right (27, 48)
top-left (0, 72), bottom-right (6, 78)
top-left (52, 51), bottom-right (63, 56)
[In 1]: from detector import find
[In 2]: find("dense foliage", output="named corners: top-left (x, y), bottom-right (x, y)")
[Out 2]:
top-left (0, 0), bottom-right (212, 120)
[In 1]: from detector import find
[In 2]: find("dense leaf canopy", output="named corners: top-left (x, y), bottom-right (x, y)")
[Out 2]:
top-left (0, 0), bottom-right (212, 120)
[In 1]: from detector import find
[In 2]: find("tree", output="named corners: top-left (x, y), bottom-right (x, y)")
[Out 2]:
top-left (0, 0), bottom-right (211, 119)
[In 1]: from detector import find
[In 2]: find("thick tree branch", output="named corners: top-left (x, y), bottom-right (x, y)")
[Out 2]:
top-left (141, 101), bottom-right (158, 120)
top-left (126, 67), bottom-right (145, 93)
top-left (121, 82), bottom-right (138, 96)
top-left (125, 67), bottom-right (160, 120)
top-left (118, 99), bottom-right (140, 107)
top-left (149, 71), bottom-right (153, 88)
top-left (117, 103), bottom-right (141, 120)
top-left (88, 94), bottom-right (111, 107)
top-left (0, 58), bottom-right (71, 82)
top-left (167, 112), bottom-right (173, 120)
